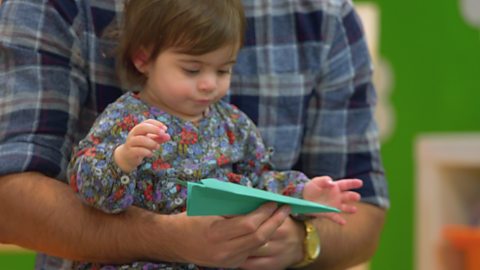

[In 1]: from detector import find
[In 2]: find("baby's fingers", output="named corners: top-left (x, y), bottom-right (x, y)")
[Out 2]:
top-left (329, 213), bottom-right (347, 225)
top-left (342, 191), bottom-right (361, 202)
top-left (339, 203), bottom-right (358, 214)
top-left (130, 120), bottom-right (167, 137)
top-left (128, 146), bottom-right (155, 160)
top-left (142, 119), bottom-right (168, 131)
top-left (147, 132), bottom-right (170, 144)
top-left (127, 135), bottom-right (160, 151)
top-left (337, 179), bottom-right (363, 191)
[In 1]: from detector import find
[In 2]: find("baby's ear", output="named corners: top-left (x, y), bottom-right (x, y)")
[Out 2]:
top-left (132, 48), bottom-right (151, 74)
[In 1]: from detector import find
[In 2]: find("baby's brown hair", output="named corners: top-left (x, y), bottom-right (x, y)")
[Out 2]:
top-left (117, 0), bottom-right (246, 88)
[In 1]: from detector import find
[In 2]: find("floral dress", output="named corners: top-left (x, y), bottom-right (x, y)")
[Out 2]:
top-left (68, 92), bottom-right (309, 270)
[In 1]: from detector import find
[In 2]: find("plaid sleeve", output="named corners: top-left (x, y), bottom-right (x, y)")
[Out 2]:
top-left (296, 1), bottom-right (390, 208)
top-left (0, 1), bottom-right (87, 180)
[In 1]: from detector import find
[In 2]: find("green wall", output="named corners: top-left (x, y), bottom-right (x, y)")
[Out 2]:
top-left (0, 252), bottom-right (35, 269)
top-left (361, 0), bottom-right (480, 269)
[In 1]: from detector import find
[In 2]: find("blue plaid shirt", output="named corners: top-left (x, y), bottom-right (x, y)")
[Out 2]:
top-left (0, 0), bottom-right (389, 269)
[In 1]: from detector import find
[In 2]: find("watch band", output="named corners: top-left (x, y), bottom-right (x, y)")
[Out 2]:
top-left (290, 220), bottom-right (321, 269)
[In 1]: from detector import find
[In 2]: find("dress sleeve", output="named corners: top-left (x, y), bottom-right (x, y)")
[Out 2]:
top-left (295, 2), bottom-right (389, 208)
top-left (0, 1), bottom-right (87, 179)
top-left (68, 103), bottom-right (140, 213)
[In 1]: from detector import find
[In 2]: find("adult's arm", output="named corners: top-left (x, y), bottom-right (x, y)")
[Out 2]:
top-left (0, 172), bottom-right (291, 267)
top-left (0, 172), bottom-right (160, 262)
top-left (306, 202), bottom-right (385, 270)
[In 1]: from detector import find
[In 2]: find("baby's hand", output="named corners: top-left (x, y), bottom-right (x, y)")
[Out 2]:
top-left (303, 176), bottom-right (363, 225)
top-left (114, 119), bottom-right (170, 173)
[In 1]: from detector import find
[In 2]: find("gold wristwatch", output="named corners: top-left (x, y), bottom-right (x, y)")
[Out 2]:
top-left (291, 220), bottom-right (321, 269)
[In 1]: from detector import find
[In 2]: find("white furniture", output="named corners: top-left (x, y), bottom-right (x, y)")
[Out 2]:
top-left (416, 133), bottom-right (480, 270)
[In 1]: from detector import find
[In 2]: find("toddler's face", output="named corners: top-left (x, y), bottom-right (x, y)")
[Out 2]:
top-left (139, 45), bottom-right (237, 122)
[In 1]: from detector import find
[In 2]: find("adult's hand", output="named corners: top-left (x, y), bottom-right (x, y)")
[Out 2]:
top-left (239, 202), bottom-right (386, 270)
top-left (239, 216), bottom-right (304, 270)
top-left (167, 203), bottom-right (291, 268)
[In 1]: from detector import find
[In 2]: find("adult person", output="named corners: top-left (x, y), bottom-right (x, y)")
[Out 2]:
top-left (66, 3), bottom-right (362, 268)
top-left (0, 0), bottom-right (389, 269)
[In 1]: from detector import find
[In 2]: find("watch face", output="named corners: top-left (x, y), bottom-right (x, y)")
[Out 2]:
top-left (307, 234), bottom-right (321, 259)
top-left (305, 221), bottom-right (321, 260)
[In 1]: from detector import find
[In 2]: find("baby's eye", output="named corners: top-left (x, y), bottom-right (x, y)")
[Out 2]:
top-left (217, 69), bottom-right (232, 75)
top-left (182, 68), bottom-right (200, 75)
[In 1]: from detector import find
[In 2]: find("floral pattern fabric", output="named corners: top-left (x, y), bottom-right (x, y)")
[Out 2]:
top-left (68, 92), bottom-right (309, 269)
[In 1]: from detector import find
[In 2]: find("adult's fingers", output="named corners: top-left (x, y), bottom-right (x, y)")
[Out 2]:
top-left (247, 242), bottom-right (271, 258)
top-left (166, 214), bottom-right (250, 268)
top-left (208, 203), bottom-right (290, 256)
top-left (240, 217), bottom-right (303, 270)
top-left (235, 205), bottom-right (291, 252)
top-left (211, 203), bottom-right (279, 240)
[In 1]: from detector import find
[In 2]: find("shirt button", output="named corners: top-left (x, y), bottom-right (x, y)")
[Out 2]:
top-left (120, 175), bottom-right (130, 185)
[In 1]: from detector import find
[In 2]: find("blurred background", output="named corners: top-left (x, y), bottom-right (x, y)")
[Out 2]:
top-left (1, 0), bottom-right (480, 269)
top-left (356, 0), bottom-right (480, 269)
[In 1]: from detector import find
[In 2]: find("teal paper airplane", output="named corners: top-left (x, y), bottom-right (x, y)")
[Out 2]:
top-left (186, 178), bottom-right (340, 216)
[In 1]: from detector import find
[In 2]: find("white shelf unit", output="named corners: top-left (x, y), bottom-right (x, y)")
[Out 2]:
top-left (415, 133), bottom-right (480, 270)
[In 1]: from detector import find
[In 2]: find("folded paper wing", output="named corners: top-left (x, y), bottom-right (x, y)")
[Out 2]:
top-left (187, 178), bottom-right (340, 216)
